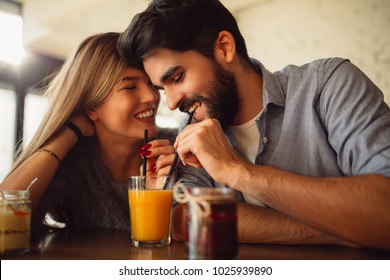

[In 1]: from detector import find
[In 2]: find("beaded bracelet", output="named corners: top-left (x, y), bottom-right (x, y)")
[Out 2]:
top-left (66, 121), bottom-right (82, 140)
top-left (37, 148), bottom-right (62, 165)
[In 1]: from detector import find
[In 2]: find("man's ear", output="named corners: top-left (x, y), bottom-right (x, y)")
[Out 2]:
top-left (214, 31), bottom-right (236, 64)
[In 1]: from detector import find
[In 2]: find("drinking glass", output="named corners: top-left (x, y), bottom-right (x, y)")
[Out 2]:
top-left (128, 176), bottom-right (174, 247)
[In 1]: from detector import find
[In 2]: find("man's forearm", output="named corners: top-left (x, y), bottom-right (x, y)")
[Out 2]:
top-left (228, 162), bottom-right (390, 249)
top-left (172, 201), bottom-right (356, 247)
top-left (237, 203), bottom-right (357, 247)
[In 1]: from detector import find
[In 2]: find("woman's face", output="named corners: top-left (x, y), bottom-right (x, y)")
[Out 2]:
top-left (88, 67), bottom-right (160, 142)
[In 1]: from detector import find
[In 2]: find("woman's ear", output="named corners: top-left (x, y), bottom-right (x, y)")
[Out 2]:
top-left (214, 31), bottom-right (236, 64)
top-left (85, 109), bottom-right (98, 121)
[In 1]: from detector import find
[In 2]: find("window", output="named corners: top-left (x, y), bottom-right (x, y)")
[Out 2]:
top-left (0, 3), bottom-right (23, 180)
top-left (23, 92), bottom-right (49, 148)
top-left (0, 87), bottom-right (16, 180)
top-left (0, 10), bottom-right (24, 65)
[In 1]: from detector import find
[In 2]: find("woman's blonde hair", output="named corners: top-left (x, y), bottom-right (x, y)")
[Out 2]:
top-left (9, 32), bottom-right (129, 174)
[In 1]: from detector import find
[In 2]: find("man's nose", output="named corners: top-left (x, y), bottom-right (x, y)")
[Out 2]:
top-left (165, 87), bottom-right (184, 111)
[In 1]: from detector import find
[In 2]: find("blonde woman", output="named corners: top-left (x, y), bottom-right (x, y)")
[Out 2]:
top-left (0, 32), bottom-right (177, 235)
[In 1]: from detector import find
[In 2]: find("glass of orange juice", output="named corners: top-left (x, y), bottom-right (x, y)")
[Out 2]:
top-left (128, 175), bottom-right (174, 247)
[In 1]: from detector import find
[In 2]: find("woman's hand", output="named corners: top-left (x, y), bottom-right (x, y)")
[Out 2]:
top-left (70, 112), bottom-right (95, 137)
top-left (140, 139), bottom-right (176, 176)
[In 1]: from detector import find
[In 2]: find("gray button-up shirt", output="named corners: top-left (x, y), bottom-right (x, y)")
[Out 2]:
top-left (177, 58), bottom-right (390, 200)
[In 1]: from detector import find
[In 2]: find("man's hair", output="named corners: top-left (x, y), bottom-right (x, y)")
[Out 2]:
top-left (117, 0), bottom-right (250, 68)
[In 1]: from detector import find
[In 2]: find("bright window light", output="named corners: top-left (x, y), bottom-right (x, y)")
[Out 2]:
top-left (23, 93), bottom-right (49, 148)
top-left (0, 88), bottom-right (16, 181)
top-left (0, 10), bottom-right (24, 65)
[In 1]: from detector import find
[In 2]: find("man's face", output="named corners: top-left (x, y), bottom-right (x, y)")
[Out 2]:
top-left (143, 48), bottom-right (240, 128)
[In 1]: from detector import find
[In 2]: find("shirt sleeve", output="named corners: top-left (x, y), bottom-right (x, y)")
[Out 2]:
top-left (318, 58), bottom-right (390, 177)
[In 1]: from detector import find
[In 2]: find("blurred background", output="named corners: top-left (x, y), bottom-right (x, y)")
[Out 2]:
top-left (1, 0), bottom-right (389, 180)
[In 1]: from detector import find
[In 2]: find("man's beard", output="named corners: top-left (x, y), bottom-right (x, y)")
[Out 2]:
top-left (180, 61), bottom-right (240, 129)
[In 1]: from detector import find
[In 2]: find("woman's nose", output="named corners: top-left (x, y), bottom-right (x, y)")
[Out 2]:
top-left (143, 85), bottom-right (159, 102)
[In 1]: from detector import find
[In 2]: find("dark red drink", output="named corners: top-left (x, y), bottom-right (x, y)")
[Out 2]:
top-left (186, 187), bottom-right (238, 260)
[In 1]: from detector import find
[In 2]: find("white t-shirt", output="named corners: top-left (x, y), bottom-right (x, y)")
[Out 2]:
top-left (229, 110), bottom-right (266, 207)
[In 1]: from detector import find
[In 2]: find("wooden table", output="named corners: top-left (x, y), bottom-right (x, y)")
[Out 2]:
top-left (2, 229), bottom-right (390, 260)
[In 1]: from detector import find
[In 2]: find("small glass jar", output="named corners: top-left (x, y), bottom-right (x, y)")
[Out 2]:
top-left (186, 187), bottom-right (238, 260)
top-left (0, 190), bottom-right (31, 255)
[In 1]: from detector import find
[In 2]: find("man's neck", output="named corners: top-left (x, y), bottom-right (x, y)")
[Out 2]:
top-left (233, 65), bottom-right (263, 125)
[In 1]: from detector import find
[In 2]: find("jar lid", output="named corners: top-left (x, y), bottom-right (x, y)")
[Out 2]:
top-left (189, 187), bottom-right (234, 197)
top-left (0, 190), bottom-right (29, 201)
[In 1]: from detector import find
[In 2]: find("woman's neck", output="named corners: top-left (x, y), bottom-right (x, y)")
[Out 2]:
top-left (97, 136), bottom-right (143, 182)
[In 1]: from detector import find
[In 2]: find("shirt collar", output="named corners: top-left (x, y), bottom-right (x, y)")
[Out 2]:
top-left (251, 58), bottom-right (286, 109)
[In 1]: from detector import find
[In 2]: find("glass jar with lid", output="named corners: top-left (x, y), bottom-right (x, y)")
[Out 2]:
top-left (174, 184), bottom-right (238, 260)
top-left (0, 190), bottom-right (31, 255)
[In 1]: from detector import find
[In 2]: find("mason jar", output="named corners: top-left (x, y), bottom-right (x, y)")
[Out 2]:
top-left (186, 187), bottom-right (238, 260)
top-left (0, 190), bottom-right (32, 255)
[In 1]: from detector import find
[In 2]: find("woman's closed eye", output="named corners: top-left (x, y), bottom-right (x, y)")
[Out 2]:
top-left (121, 85), bottom-right (136, 91)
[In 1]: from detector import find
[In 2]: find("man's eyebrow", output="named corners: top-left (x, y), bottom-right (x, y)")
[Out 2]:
top-left (160, 66), bottom-right (181, 84)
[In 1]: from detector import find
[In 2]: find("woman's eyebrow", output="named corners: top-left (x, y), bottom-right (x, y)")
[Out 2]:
top-left (121, 76), bottom-right (139, 81)
top-left (115, 76), bottom-right (140, 84)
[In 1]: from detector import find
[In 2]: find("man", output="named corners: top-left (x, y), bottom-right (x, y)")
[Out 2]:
top-left (118, 0), bottom-right (390, 249)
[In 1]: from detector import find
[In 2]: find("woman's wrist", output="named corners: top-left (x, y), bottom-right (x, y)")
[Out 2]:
top-left (38, 126), bottom-right (79, 163)
top-left (66, 121), bottom-right (83, 141)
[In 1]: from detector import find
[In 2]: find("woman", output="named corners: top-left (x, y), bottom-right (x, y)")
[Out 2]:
top-left (0, 32), bottom-right (177, 236)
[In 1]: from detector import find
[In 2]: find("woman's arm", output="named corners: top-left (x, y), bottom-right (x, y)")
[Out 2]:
top-left (0, 114), bottom-right (94, 213)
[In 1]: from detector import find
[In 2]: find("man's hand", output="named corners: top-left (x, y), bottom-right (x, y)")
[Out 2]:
top-left (174, 118), bottom-right (242, 185)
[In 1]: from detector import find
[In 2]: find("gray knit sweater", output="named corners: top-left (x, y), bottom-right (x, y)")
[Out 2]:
top-left (32, 128), bottom-right (177, 238)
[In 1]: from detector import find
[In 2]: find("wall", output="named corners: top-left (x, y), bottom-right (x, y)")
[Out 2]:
top-left (236, 0), bottom-right (390, 105)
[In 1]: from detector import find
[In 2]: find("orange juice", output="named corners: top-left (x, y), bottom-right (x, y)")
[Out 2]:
top-left (128, 189), bottom-right (173, 242)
